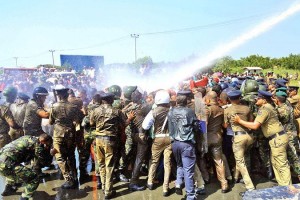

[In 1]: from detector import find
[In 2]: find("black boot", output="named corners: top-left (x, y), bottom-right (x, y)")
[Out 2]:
top-left (96, 176), bottom-right (102, 189)
top-left (61, 180), bottom-right (76, 189)
top-left (266, 166), bottom-right (274, 180)
top-left (128, 183), bottom-right (145, 191)
top-left (19, 196), bottom-right (29, 200)
top-left (1, 184), bottom-right (17, 196)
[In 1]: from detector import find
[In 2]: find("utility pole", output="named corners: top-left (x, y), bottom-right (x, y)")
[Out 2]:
top-left (131, 34), bottom-right (139, 62)
top-left (13, 57), bottom-right (18, 67)
top-left (49, 50), bottom-right (55, 67)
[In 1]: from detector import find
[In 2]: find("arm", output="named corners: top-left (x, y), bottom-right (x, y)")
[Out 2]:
top-left (233, 114), bottom-right (261, 130)
top-left (142, 110), bottom-right (154, 130)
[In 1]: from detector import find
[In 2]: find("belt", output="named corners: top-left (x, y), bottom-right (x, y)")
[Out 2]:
top-left (96, 135), bottom-right (116, 140)
top-left (268, 131), bottom-right (285, 140)
top-left (234, 131), bottom-right (247, 136)
top-left (155, 134), bottom-right (170, 138)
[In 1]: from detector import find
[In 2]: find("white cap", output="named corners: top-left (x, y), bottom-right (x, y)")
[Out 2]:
top-left (155, 90), bottom-right (170, 104)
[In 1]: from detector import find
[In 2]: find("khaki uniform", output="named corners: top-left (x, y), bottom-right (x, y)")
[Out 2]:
top-left (224, 104), bottom-right (254, 190)
top-left (145, 106), bottom-right (172, 192)
top-left (23, 99), bottom-right (45, 136)
top-left (206, 103), bottom-right (228, 189)
top-left (49, 99), bottom-right (81, 183)
top-left (255, 103), bottom-right (291, 186)
top-left (0, 105), bottom-right (13, 148)
top-left (9, 101), bottom-right (27, 140)
top-left (90, 103), bottom-right (126, 195)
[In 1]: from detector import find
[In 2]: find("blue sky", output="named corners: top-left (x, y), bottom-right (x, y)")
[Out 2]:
top-left (0, 0), bottom-right (299, 67)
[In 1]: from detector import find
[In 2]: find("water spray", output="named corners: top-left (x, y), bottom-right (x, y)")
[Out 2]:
top-left (102, 2), bottom-right (300, 92)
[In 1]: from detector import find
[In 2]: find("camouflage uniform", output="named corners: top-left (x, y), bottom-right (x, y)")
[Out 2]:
top-left (49, 99), bottom-right (82, 185)
top-left (9, 101), bottom-right (27, 140)
top-left (0, 104), bottom-right (13, 148)
top-left (23, 99), bottom-right (46, 136)
top-left (0, 136), bottom-right (52, 199)
top-left (79, 103), bottom-right (101, 176)
top-left (90, 102), bottom-right (127, 196)
top-left (276, 103), bottom-right (300, 175)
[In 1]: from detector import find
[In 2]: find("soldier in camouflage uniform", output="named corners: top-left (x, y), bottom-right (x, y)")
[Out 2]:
top-left (119, 86), bottom-right (139, 181)
top-left (274, 91), bottom-right (300, 179)
top-left (90, 92), bottom-right (133, 199)
top-left (0, 90), bottom-right (22, 148)
top-left (240, 80), bottom-right (273, 179)
top-left (23, 87), bottom-right (49, 136)
top-left (0, 134), bottom-right (53, 200)
top-left (49, 86), bottom-right (83, 189)
top-left (2, 86), bottom-right (18, 107)
top-left (79, 93), bottom-right (102, 187)
top-left (9, 92), bottom-right (30, 140)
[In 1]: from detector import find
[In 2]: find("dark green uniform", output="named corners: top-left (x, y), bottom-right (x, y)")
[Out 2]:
top-left (276, 103), bottom-right (300, 176)
top-left (0, 104), bottom-right (13, 148)
top-left (23, 99), bottom-right (45, 136)
top-left (0, 136), bottom-right (51, 199)
top-left (49, 99), bottom-right (81, 184)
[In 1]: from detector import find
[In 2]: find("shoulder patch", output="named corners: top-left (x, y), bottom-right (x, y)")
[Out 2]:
top-left (257, 110), bottom-right (262, 115)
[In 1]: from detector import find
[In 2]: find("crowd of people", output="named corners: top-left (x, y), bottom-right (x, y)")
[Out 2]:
top-left (0, 68), bottom-right (300, 200)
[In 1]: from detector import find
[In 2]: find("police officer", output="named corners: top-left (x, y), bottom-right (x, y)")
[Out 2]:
top-left (49, 86), bottom-right (82, 189)
top-left (0, 134), bottom-right (53, 200)
top-left (223, 90), bottom-right (255, 191)
top-left (90, 92), bottom-right (133, 199)
top-left (23, 87), bottom-right (49, 136)
top-left (233, 90), bottom-right (291, 186)
top-left (168, 90), bottom-right (199, 200)
top-left (9, 92), bottom-right (30, 140)
top-left (142, 90), bottom-right (172, 196)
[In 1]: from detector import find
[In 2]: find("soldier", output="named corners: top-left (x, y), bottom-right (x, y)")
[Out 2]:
top-left (0, 90), bottom-right (22, 148)
top-left (223, 90), bottom-right (255, 191)
top-left (288, 86), bottom-right (299, 99)
top-left (23, 87), bottom-right (49, 136)
top-left (49, 86), bottom-right (82, 189)
top-left (204, 91), bottom-right (229, 193)
top-left (233, 90), bottom-right (291, 186)
top-left (119, 86), bottom-right (139, 182)
top-left (127, 90), bottom-right (152, 192)
top-left (90, 92), bottom-right (133, 199)
top-left (2, 86), bottom-right (18, 106)
top-left (273, 91), bottom-right (300, 179)
top-left (9, 92), bottom-right (30, 140)
top-left (0, 134), bottom-right (53, 200)
top-left (142, 90), bottom-right (172, 196)
top-left (168, 90), bottom-right (200, 200)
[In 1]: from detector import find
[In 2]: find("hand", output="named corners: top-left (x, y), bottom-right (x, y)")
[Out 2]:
top-left (128, 110), bottom-right (136, 121)
top-left (50, 148), bottom-right (58, 156)
top-left (231, 114), bottom-right (240, 123)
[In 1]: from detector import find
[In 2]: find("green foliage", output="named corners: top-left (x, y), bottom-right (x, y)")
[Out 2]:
top-left (213, 54), bottom-right (300, 72)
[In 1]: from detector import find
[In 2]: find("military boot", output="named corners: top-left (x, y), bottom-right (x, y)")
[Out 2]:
top-left (19, 196), bottom-right (29, 200)
top-left (266, 166), bottom-right (274, 180)
top-left (61, 180), bottom-right (76, 189)
top-left (96, 176), bottom-right (102, 189)
top-left (1, 184), bottom-right (17, 196)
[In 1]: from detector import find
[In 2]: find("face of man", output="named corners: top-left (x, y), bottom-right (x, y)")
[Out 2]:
top-left (255, 97), bottom-right (265, 106)
top-left (289, 89), bottom-right (297, 98)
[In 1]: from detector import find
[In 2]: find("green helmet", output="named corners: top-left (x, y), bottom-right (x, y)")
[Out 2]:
top-left (3, 86), bottom-right (18, 103)
top-left (123, 86), bottom-right (137, 99)
top-left (108, 85), bottom-right (122, 98)
top-left (258, 84), bottom-right (267, 91)
top-left (240, 80), bottom-right (259, 95)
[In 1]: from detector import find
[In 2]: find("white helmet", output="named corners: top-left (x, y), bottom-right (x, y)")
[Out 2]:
top-left (155, 90), bottom-right (170, 105)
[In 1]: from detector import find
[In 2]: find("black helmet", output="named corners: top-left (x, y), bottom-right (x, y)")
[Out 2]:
top-left (108, 85), bottom-right (122, 98)
top-left (33, 87), bottom-right (49, 99)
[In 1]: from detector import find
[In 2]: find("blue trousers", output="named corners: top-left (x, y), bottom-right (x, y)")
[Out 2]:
top-left (172, 140), bottom-right (196, 200)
